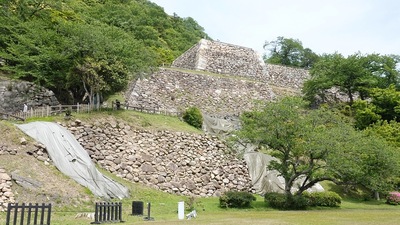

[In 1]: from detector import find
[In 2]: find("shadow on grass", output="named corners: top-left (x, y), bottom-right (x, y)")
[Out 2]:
top-left (323, 182), bottom-right (392, 208)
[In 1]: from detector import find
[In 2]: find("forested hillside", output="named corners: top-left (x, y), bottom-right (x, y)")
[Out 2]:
top-left (0, 0), bottom-right (208, 103)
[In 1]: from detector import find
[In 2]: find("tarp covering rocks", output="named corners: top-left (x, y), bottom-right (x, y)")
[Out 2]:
top-left (17, 122), bottom-right (129, 199)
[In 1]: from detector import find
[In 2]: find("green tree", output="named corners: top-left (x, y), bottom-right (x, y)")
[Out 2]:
top-left (369, 84), bottom-right (400, 121)
top-left (362, 54), bottom-right (400, 89)
top-left (263, 36), bottom-right (319, 68)
top-left (237, 97), bottom-right (339, 196)
top-left (237, 97), bottom-right (398, 198)
top-left (303, 53), bottom-right (399, 106)
top-left (366, 120), bottom-right (400, 148)
top-left (328, 129), bottom-right (399, 199)
top-left (303, 53), bottom-right (379, 105)
top-left (352, 84), bottom-right (400, 129)
top-left (352, 100), bottom-right (381, 130)
top-left (0, 0), bottom-right (208, 103)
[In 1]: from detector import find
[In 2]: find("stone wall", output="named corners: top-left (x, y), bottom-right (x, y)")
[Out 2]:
top-left (171, 39), bottom-right (310, 90)
top-left (63, 119), bottom-right (252, 197)
top-left (0, 145), bottom-right (15, 211)
top-left (0, 118), bottom-right (252, 203)
top-left (0, 80), bottom-right (59, 114)
top-left (171, 40), bottom-right (202, 71)
top-left (126, 68), bottom-right (275, 116)
top-left (0, 168), bottom-right (14, 212)
top-left (172, 39), bottom-right (267, 79)
top-left (129, 39), bottom-right (311, 118)
top-left (266, 64), bottom-right (310, 89)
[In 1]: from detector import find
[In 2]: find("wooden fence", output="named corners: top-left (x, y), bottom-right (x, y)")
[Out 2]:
top-left (1, 102), bottom-right (182, 121)
top-left (91, 202), bottom-right (123, 224)
top-left (9, 103), bottom-right (92, 121)
top-left (6, 203), bottom-right (52, 225)
top-left (125, 105), bottom-right (182, 117)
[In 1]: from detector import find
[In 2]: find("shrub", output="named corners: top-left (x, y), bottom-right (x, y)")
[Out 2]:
top-left (182, 107), bottom-right (203, 129)
top-left (185, 196), bottom-right (204, 211)
top-left (303, 191), bottom-right (342, 207)
top-left (286, 194), bottom-right (308, 210)
top-left (219, 191), bottom-right (256, 208)
top-left (386, 192), bottom-right (400, 205)
top-left (264, 192), bottom-right (286, 209)
top-left (264, 192), bottom-right (308, 210)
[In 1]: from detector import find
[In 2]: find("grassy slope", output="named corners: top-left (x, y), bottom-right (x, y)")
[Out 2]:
top-left (1, 103), bottom-right (399, 225)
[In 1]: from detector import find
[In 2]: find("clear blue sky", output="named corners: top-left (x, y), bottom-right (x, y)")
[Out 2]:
top-left (150, 0), bottom-right (400, 56)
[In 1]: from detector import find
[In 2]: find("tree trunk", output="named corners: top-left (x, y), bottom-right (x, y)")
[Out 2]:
top-left (374, 191), bottom-right (380, 201)
top-left (95, 92), bottom-right (100, 110)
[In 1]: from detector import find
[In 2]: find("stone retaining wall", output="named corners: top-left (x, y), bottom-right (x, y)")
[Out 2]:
top-left (0, 145), bottom-right (16, 212)
top-left (0, 119), bottom-right (252, 201)
top-left (64, 119), bottom-right (252, 197)
top-left (0, 80), bottom-right (59, 114)
top-left (126, 68), bottom-right (275, 116)
top-left (172, 39), bottom-right (267, 79)
top-left (0, 168), bottom-right (14, 212)
top-left (129, 39), bottom-right (311, 117)
top-left (266, 64), bottom-right (309, 89)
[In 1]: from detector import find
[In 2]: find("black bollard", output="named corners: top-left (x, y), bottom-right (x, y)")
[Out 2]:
top-left (143, 202), bottom-right (154, 221)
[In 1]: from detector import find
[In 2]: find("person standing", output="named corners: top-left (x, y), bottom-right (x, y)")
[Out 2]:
top-left (23, 103), bottom-right (28, 113)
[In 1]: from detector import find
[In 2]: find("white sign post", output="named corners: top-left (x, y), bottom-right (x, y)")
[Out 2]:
top-left (178, 201), bottom-right (185, 220)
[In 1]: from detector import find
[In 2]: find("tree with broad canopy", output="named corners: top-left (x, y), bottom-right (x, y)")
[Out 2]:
top-left (236, 97), bottom-right (399, 198)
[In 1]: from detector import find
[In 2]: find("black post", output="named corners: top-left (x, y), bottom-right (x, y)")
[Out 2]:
top-left (27, 203), bottom-right (32, 225)
top-left (107, 202), bottom-right (111, 221)
top-left (47, 203), bottom-right (52, 225)
top-left (20, 203), bottom-right (26, 225)
top-left (118, 202), bottom-right (123, 222)
top-left (143, 202), bottom-right (154, 221)
top-left (93, 202), bottom-right (99, 224)
top-left (148, 202), bottom-right (151, 219)
top-left (40, 203), bottom-right (46, 224)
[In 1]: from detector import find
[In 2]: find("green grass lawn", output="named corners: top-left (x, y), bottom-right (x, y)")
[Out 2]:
top-left (3, 111), bottom-right (400, 225)
top-left (2, 197), bottom-right (399, 225)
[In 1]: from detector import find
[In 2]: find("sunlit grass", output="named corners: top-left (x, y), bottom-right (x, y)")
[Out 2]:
top-left (4, 109), bottom-right (400, 225)
top-left (17, 108), bottom-right (201, 134)
top-left (5, 195), bottom-right (398, 225)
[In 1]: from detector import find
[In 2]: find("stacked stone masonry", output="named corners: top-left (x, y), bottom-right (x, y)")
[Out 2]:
top-left (0, 168), bottom-right (14, 212)
top-left (0, 145), bottom-right (17, 212)
top-left (127, 68), bottom-right (276, 116)
top-left (0, 80), bottom-right (59, 114)
top-left (266, 64), bottom-right (309, 89)
top-left (63, 119), bottom-right (253, 197)
top-left (129, 39), bottom-right (310, 117)
top-left (172, 39), bottom-right (267, 79)
top-left (0, 120), bottom-right (251, 199)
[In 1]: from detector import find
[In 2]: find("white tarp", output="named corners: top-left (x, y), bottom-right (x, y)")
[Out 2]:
top-left (202, 114), bottom-right (238, 135)
top-left (244, 151), bottom-right (324, 195)
top-left (202, 114), bottom-right (324, 195)
top-left (244, 152), bottom-right (286, 194)
top-left (17, 121), bottom-right (129, 199)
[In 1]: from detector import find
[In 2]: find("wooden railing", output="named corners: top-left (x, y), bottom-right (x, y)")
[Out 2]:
top-left (125, 105), bottom-right (182, 117)
top-left (1, 103), bottom-right (182, 121)
top-left (9, 103), bottom-right (92, 121)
